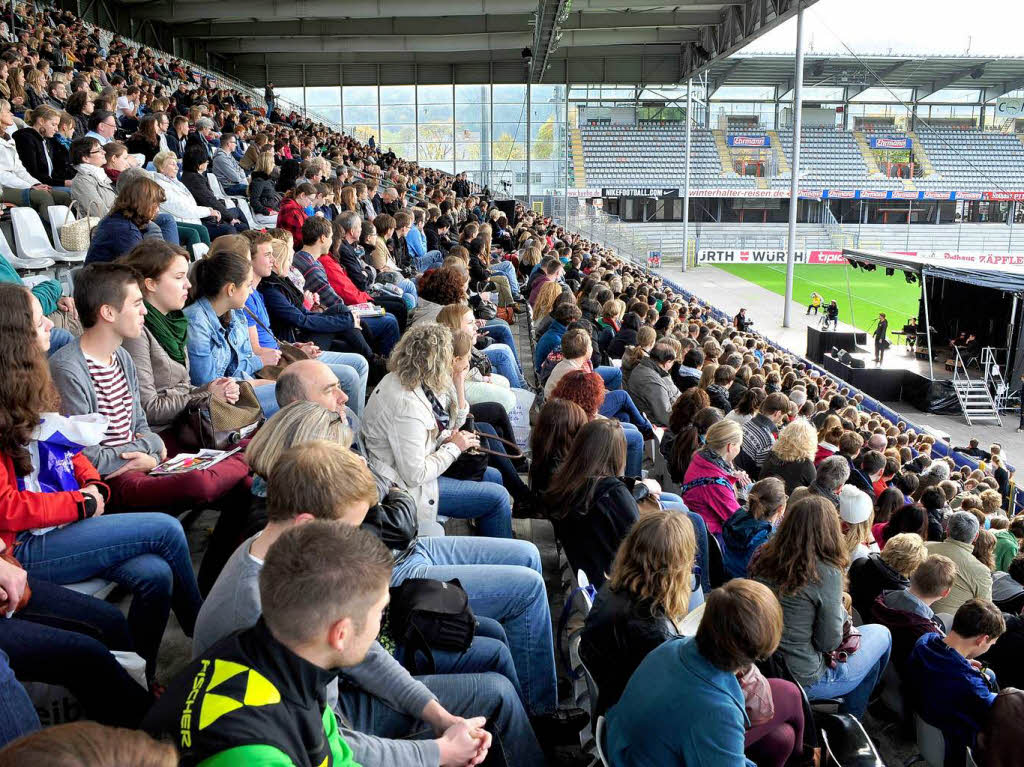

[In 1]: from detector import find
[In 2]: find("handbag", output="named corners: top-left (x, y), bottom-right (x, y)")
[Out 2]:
top-left (243, 307), bottom-right (312, 381)
top-left (443, 415), bottom-right (524, 482)
top-left (59, 200), bottom-right (101, 251)
top-left (389, 578), bottom-right (476, 674)
top-left (737, 664), bottom-right (775, 727)
top-left (176, 381), bottom-right (265, 451)
top-left (825, 618), bottom-right (862, 669)
top-left (469, 293), bottom-right (497, 321)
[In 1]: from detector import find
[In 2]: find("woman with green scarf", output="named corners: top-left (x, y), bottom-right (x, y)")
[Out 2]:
top-left (119, 240), bottom-right (240, 436)
top-left (120, 239), bottom-right (254, 594)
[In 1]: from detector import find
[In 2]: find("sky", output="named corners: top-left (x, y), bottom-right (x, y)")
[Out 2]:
top-left (744, 0), bottom-right (1024, 57)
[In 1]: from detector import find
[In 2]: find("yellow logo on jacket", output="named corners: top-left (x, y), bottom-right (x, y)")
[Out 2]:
top-left (179, 659), bottom-right (281, 747)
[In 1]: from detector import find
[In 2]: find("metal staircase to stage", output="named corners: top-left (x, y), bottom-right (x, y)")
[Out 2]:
top-left (952, 347), bottom-right (1002, 426)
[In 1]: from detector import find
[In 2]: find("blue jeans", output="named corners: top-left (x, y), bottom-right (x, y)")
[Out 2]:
top-left (596, 365), bottom-right (623, 391)
top-left (412, 250), bottom-right (444, 272)
top-left (483, 344), bottom-right (528, 389)
top-left (804, 623), bottom-right (892, 717)
top-left (151, 213), bottom-right (180, 244)
top-left (396, 278), bottom-right (418, 311)
top-left (622, 422), bottom-right (644, 477)
top-left (363, 313), bottom-right (400, 355)
top-left (222, 182), bottom-right (248, 196)
top-left (475, 422), bottom-right (529, 500)
top-left (253, 380), bottom-right (280, 418)
top-left (14, 513), bottom-right (204, 679)
top-left (0, 648), bottom-right (39, 748)
top-left (339, 667), bottom-right (544, 766)
top-left (480, 321), bottom-right (523, 370)
top-left (490, 260), bottom-right (521, 298)
top-left (3, 577), bottom-right (153, 724)
top-left (391, 536), bottom-right (558, 717)
top-left (395, 615), bottom-right (522, 703)
top-left (437, 466), bottom-right (513, 538)
top-left (48, 327), bottom-right (74, 356)
top-left (319, 350), bottom-right (369, 418)
top-left (600, 389), bottom-right (654, 435)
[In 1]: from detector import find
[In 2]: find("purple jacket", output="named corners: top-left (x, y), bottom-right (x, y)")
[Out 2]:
top-left (681, 452), bottom-right (741, 536)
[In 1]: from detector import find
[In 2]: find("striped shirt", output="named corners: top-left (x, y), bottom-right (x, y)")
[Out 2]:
top-left (84, 353), bottom-right (135, 447)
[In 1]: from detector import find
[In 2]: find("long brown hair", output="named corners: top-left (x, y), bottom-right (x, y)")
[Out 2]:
top-left (607, 511), bottom-right (696, 622)
top-left (0, 284), bottom-right (59, 476)
top-left (544, 419), bottom-right (626, 516)
top-left (0, 721), bottom-right (177, 767)
top-left (749, 495), bottom-right (849, 594)
top-left (529, 399), bottom-right (587, 489)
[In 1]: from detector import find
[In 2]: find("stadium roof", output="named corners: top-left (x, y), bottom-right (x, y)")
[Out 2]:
top-left (128, 0), bottom-right (818, 86)
top-left (705, 53), bottom-right (1024, 100)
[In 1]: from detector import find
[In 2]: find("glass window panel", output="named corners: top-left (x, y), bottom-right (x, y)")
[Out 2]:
top-left (491, 123), bottom-right (527, 140)
top-left (348, 124), bottom-right (378, 144)
top-left (531, 85), bottom-right (561, 102)
top-left (380, 85), bottom-right (415, 105)
top-left (417, 85), bottom-right (452, 105)
top-left (418, 143), bottom-right (454, 162)
top-left (848, 87), bottom-right (913, 103)
top-left (455, 123), bottom-right (485, 142)
top-left (310, 106), bottom-right (341, 125)
top-left (417, 126), bottom-right (454, 147)
top-left (493, 84), bottom-right (526, 103)
top-left (417, 103), bottom-right (453, 124)
top-left (380, 141), bottom-right (415, 158)
top-left (455, 102), bottom-right (490, 122)
top-left (455, 84), bottom-right (489, 104)
top-left (492, 104), bottom-right (526, 123)
top-left (491, 134), bottom-right (526, 160)
top-left (920, 88), bottom-right (980, 104)
top-left (380, 125), bottom-right (416, 144)
top-left (306, 87), bottom-right (340, 107)
top-left (380, 105), bottom-right (415, 124)
top-left (275, 87), bottom-right (305, 108)
top-left (343, 105), bottom-right (378, 125)
top-left (456, 144), bottom-right (484, 161)
top-left (343, 86), bottom-right (378, 106)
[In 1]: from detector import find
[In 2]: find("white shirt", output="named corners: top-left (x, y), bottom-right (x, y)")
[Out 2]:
top-left (115, 96), bottom-right (135, 114)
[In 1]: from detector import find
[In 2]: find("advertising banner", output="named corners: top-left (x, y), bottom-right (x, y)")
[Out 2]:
top-left (996, 97), bottom-right (1024, 117)
top-left (647, 250), bottom-right (662, 268)
top-left (601, 187), bottom-right (681, 197)
top-left (727, 135), bottom-right (771, 147)
top-left (870, 136), bottom-right (913, 149)
top-left (696, 249), bottom-right (847, 265)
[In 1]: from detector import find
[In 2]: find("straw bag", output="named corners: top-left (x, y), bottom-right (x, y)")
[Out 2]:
top-left (176, 382), bottom-right (265, 451)
top-left (59, 201), bottom-right (101, 252)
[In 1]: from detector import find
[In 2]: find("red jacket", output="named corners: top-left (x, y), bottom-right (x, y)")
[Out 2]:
top-left (277, 198), bottom-right (307, 250)
top-left (0, 451), bottom-right (107, 552)
top-left (318, 254), bottom-right (371, 305)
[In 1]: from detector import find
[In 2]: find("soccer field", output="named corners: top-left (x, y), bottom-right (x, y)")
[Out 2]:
top-left (713, 263), bottom-right (921, 333)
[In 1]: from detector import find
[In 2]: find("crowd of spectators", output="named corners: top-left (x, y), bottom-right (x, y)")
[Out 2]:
top-left (0, 3), bottom-right (1021, 766)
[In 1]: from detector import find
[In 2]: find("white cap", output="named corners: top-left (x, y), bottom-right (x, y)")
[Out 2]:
top-left (839, 485), bottom-right (873, 525)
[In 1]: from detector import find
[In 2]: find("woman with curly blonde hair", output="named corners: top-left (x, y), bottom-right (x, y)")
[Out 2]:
top-left (359, 323), bottom-right (513, 538)
top-left (759, 418), bottom-right (818, 493)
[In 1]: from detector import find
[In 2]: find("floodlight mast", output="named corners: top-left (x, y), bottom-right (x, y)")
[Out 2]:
top-left (783, 1), bottom-right (805, 328)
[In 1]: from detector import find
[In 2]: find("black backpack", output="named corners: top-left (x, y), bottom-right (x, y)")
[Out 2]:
top-left (389, 578), bottom-right (476, 674)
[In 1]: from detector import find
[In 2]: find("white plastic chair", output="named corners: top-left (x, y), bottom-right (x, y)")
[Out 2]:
top-left (207, 173), bottom-right (244, 207)
top-left (0, 220), bottom-right (53, 270)
top-left (914, 714), bottom-right (945, 767)
top-left (233, 198), bottom-right (259, 229)
top-left (46, 205), bottom-right (89, 263)
top-left (63, 578), bottom-right (117, 600)
top-left (11, 207), bottom-right (77, 266)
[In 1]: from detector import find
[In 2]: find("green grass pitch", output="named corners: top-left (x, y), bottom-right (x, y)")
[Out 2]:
top-left (713, 263), bottom-right (922, 333)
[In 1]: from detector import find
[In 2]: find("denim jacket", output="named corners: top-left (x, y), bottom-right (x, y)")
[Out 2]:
top-left (183, 297), bottom-right (264, 385)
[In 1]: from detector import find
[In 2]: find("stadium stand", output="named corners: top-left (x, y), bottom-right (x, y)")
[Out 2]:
top-left (0, 3), bottom-right (1022, 767)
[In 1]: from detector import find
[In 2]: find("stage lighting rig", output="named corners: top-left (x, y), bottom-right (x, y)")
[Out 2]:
top-left (905, 271), bottom-right (917, 284)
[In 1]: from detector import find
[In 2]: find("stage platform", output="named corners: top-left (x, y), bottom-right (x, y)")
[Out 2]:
top-left (661, 264), bottom-right (1024, 453)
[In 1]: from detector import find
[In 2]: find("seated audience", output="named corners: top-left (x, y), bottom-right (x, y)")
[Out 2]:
top-left (606, 579), bottom-right (804, 767)
top-left (360, 323), bottom-right (512, 538)
top-left (871, 553), bottom-right (956, 670)
top-left (626, 342), bottom-right (680, 427)
top-left (85, 176), bottom-right (165, 264)
top-left (849, 532), bottom-right (928, 621)
top-left (1, 280), bottom-right (201, 684)
top-left (737, 392), bottom-right (788, 473)
top-left (181, 248), bottom-right (280, 416)
top-left (927, 511), bottom-right (993, 614)
top-left (681, 419), bottom-right (749, 540)
top-left (750, 495), bottom-right (892, 717)
top-left (758, 418), bottom-right (817, 494)
top-left (904, 599), bottom-right (1005, 760)
top-left (179, 144), bottom-right (247, 237)
top-left (839, 484), bottom-right (878, 563)
top-left (722, 476), bottom-right (787, 579)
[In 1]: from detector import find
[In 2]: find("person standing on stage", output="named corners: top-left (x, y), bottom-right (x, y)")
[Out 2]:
top-left (874, 312), bottom-right (889, 365)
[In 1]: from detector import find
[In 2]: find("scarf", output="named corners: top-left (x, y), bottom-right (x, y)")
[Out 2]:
top-left (422, 386), bottom-right (450, 431)
top-left (144, 301), bottom-right (189, 365)
top-left (698, 446), bottom-right (733, 475)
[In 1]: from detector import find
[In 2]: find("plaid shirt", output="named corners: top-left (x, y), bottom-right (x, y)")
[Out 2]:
top-left (277, 198), bottom-right (307, 247)
top-left (292, 249), bottom-right (344, 310)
